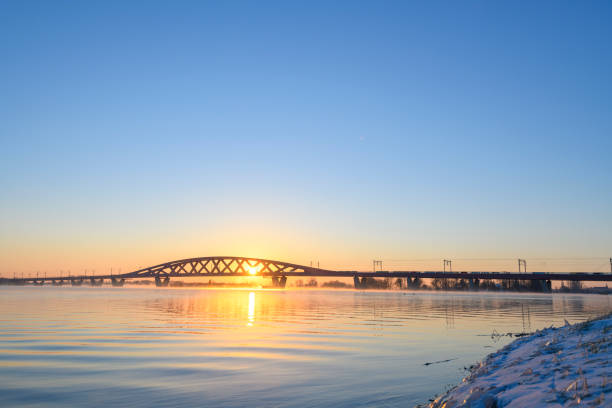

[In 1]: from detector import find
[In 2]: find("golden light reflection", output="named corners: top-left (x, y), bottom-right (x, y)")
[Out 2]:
top-left (247, 265), bottom-right (258, 275)
top-left (247, 291), bottom-right (255, 326)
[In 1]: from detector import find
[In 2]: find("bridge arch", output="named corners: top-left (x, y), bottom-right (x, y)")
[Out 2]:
top-left (123, 256), bottom-right (332, 278)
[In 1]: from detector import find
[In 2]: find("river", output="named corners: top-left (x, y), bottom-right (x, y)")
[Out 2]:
top-left (0, 287), bottom-right (610, 407)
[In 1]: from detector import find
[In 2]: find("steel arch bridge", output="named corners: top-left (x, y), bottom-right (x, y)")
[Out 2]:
top-left (122, 256), bottom-right (336, 278)
top-left (2, 256), bottom-right (611, 289)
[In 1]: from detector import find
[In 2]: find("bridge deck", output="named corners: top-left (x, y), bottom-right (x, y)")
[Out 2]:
top-left (2, 255), bottom-right (611, 283)
top-left (2, 271), bottom-right (611, 283)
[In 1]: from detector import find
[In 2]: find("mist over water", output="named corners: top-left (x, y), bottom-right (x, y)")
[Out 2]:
top-left (0, 287), bottom-right (610, 407)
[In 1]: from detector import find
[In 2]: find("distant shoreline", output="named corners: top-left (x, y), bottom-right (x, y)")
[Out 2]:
top-left (426, 312), bottom-right (612, 407)
top-left (1, 278), bottom-right (610, 295)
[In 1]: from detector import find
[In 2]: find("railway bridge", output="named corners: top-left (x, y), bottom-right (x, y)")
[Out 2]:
top-left (2, 256), bottom-right (611, 290)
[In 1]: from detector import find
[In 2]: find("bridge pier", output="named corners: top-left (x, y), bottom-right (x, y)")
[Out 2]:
top-left (468, 278), bottom-right (480, 291)
top-left (155, 276), bottom-right (170, 287)
top-left (271, 276), bottom-right (287, 288)
top-left (354, 276), bottom-right (370, 289)
top-left (71, 278), bottom-right (83, 286)
top-left (89, 278), bottom-right (104, 286)
top-left (353, 276), bottom-right (374, 289)
top-left (111, 277), bottom-right (125, 287)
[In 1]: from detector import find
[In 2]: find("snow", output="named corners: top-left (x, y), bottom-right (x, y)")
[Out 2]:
top-left (428, 313), bottom-right (612, 408)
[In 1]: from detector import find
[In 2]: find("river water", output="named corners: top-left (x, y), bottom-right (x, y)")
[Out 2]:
top-left (0, 287), bottom-right (610, 407)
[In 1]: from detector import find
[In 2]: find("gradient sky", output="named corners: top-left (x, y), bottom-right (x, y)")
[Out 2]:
top-left (1, 1), bottom-right (611, 275)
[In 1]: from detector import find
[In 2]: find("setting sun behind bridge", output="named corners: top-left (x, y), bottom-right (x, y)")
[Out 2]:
top-left (247, 264), bottom-right (259, 275)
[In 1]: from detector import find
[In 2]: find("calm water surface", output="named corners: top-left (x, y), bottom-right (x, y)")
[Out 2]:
top-left (0, 287), bottom-right (610, 407)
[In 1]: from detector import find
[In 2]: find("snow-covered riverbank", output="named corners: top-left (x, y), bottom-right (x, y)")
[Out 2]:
top-left (429, 313), bottom-right (611, 407)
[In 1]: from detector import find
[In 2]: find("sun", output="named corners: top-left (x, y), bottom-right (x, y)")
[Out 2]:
top-left (247, 265), bottom-right (258, 275)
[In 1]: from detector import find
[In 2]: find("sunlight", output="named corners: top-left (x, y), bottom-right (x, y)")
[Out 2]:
top-left (246, 264), bottom-right (259, 275)
top-left (247, 291), bottom-right (255, 326)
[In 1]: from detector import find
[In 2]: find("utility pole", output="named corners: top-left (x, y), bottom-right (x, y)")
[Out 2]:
top-left (609, 257), bottom-right (611, 274)
top-left (443, 259), bottom-right (452, 273)
top-left (518, 259), bottom-right (526, 274)
top-left (373, 260), bottom-right (383, 273)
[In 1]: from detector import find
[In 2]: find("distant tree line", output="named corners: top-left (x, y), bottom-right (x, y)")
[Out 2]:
top-left (355, 277), bottom-right (555, 292)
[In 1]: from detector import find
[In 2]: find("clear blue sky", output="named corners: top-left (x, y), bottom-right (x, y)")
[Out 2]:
top-left (1, 1), bottom-right (611, 274)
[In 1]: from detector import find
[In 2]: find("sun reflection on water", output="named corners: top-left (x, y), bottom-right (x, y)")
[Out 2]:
top-left (247, 291), bottom-right (255, 326)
